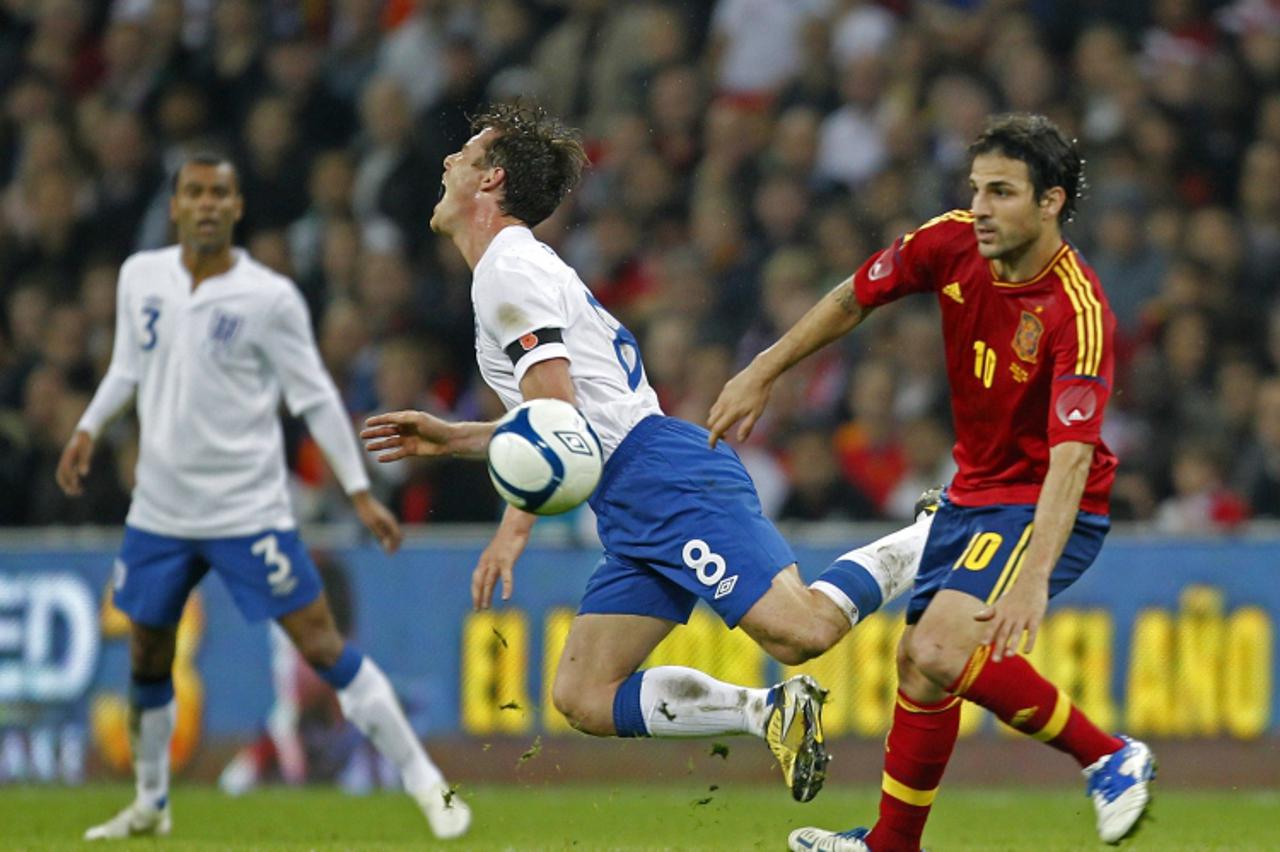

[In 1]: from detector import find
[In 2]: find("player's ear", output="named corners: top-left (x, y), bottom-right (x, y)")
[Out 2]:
top-left (481, 165), bottom-right (506, 193)
top-left (1040, 186), bottom-right (1066, 221)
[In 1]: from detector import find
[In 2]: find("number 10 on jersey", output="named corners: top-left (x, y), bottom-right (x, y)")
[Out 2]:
top-left (972, 340), bottom-right (996, 388)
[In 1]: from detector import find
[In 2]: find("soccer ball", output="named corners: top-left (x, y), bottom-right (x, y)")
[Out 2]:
top-left (487, 398), bottom-right (603, 515)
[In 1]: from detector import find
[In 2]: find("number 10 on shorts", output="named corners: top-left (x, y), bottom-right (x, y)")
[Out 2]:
top-left (682, 539), bottom-right (739, 600)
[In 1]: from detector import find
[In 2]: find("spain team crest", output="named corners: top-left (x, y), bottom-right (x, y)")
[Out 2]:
top-left (1012, 311), bottom-right (1043, 363)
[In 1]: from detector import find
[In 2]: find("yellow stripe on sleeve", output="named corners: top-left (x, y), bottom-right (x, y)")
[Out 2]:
top-left (901, 210), bottom-right (975, 246)
top-left (882, 772), bottom-right (939, 807)
top-left (1030, 687), bottom-right (1072, 742)
top-left (1057, 263), bottom-right (1092, 375)
top-left (1064, 254), bottom-right (1104, 375)
top-left (1058, 257), bottom-right (1103, 376)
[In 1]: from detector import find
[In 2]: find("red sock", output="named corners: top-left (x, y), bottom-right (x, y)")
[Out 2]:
top-left (952, 647), bottom-right (1122, 767)
top-left (865, 692), bottom-right (961, 852)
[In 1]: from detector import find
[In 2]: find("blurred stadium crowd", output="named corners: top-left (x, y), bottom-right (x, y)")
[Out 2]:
top-left (1, 0), bottom-right (1279, 532)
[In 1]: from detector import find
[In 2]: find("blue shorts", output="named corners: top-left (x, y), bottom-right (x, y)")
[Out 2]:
top-left (582, 416), bottom-right (795, 627)
top-left (113, 525), bottom-right (323, 627)
top-left (905, 496), bottom-right (1109, 624)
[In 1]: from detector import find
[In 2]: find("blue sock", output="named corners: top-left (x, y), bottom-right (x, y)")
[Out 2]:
top-left (612, 671), bottom-right (650, 737)
top-left (129, 675), bottom-right (174, 710)
top-left (315, 643), bottom-right (364, 690)
top-left (815, 558), bottom-right (884, 620)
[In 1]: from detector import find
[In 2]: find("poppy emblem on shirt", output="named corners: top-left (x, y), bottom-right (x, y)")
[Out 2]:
top-left (1012, 311), bottom-right (1043, 363)
top-left (1055, 384), bottom-right (1099, 426)
top-left (868, 248), bottom-right (894, 281)
top-left (518, 332), bottom-right (539, 351)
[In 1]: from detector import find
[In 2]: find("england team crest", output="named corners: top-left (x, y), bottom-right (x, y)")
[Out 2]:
top-left (1012, 311), bottom-right (1043, 363)
top-left (207, 310), bottom-right (244, 349)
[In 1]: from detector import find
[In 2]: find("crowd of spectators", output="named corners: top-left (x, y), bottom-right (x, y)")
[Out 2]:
top-left (2, 0), bottom-right (1279, 533)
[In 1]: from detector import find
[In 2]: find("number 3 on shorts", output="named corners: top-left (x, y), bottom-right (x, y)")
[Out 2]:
top-left (252, 534), bottom-right (298, 596)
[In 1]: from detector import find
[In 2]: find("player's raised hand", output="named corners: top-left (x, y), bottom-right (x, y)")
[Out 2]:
top-left (361, 410), bottom-right (454, 461)
top-left (55, 430), bottom-right (95, 497)
top-left (974, 576), bottom-right (1048, 661)
top-left (471, 530), bottom-right (523, 611)
top-left (471, 507), bottom-right (535, 610)
top-left (707, 365), bottom-right (774, 447)
top-left (351, 490), bottom-right (403, 554)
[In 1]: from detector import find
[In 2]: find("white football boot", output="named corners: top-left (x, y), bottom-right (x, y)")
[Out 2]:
top-left (788, 826), bottom-right (874, 851)
top-left (414, 782), bottom-right (472, 839)
top-left (84, 799), bottom-right (171, 840)
top-left (1084, 735), bottom-right (1157, 844)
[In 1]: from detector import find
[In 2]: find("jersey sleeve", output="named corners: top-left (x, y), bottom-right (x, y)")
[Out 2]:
top-left (475, 256), bottom-right (571, 385)
top-left (852, 210), bottom-right (973, 308)
top-left (107, 258), bottom-right (142, 380)
top-left (1046, 266), bottom-right (1115, 446)
top-left (76, 259), bottom-right (141, 438)
top-left (262, 284), bottom-right (344, 417)
top-left (261, 284), bottom-right (370, 494)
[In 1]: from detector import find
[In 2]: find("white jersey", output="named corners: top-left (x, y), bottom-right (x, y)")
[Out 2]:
top-left (78, 247), bottom-right (368, 537)
top-left (472, 226), bottom-right (662, 459)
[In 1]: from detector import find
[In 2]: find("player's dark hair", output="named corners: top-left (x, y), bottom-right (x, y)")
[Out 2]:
top-left (171, 152), bottom-right (239, 194)
top-left (969, 113), bottom-right (1085, 225)
top-left (470, 102), bottom-right (588, 227)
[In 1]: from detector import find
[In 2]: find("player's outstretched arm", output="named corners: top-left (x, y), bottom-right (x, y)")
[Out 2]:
top-left (361, 411), bottom-right (494, 461)
top-left (55, 430), bottom-right (95, 497)
top-left (471, 505), bottom-right (536, 610)
top-left (708, 277), bottom-right (872, 446)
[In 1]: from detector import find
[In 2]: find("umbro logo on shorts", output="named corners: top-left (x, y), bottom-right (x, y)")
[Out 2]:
top-left (714, 575), bottom-right (738, 600)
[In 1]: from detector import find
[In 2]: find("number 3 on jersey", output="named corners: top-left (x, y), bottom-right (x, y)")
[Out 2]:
top-left (586, 291), bottom-right (644, 390)
top-left (141, 305), bottom-right (161, 351)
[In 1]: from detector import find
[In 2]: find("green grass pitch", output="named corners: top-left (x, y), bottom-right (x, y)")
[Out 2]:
top-left (3, 783), bottom-right (1276, 850)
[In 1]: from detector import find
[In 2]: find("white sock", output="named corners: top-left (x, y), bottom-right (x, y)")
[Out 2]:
top-left (132, 700), bottom-right (175, 809)
top-left (337, 657), bottom-right (444, 797)
top-left (821, 512), bottom-right (934, 618)
top-left (638, 666), bottom-right (773, 738)
top-left (810, 580), bottom-right (861, 628)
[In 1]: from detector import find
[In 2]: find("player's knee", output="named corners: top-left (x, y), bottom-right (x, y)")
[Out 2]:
top-left (746, 604), bottom-right (846, 665)
top-left (293, 630), bottom-right (344, 670)
top-left (551, 674), bottom-right (609, 736)
top-left (768, 619), bottom-right (843, 665)
top-left (904, 629), bottom-right (966, 686)
top-left (129, 624), bottom-right (176, 679)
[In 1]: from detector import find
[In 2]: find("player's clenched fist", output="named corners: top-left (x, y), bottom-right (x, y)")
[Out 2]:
top-left (707, 364), bottom-right (774, 448)
top-left (361, 410), bottom-right (455, 461)
top-left (56, 430), bottom-right (95, 497)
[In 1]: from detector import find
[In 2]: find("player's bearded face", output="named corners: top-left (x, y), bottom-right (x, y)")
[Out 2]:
top-left (969, 154), bottom-right (1043, 260)
top-left (171, 164), bottom-right (242, 253)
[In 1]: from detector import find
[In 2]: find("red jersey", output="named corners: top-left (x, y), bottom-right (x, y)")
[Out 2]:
top-left (853, 210), bottom-right (1117, 514)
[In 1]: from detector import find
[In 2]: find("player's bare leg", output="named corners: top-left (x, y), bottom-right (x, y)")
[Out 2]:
top-left (551, 613), bottom-right (676, 735)
top-left (85, 622), bottom-right (177, 840)
top-left (789, 590), bottom-right (1153, 851)
top-left (278, 595), bottom-right (470, 840)
top-left (909, 592), bottom-right (1153, 844)
top-left (737, 567), bottom-right (850, 665)
top-left (746, 499), bottom-right (937, 667)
